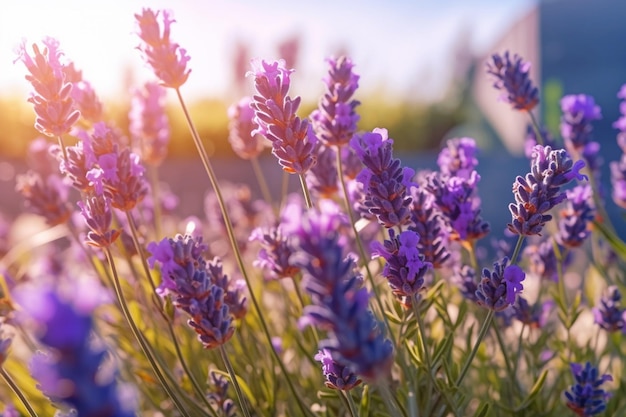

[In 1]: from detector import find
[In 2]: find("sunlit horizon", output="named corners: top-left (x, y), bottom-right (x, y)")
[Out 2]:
top-left (1, 0), bottom-right (536, 103)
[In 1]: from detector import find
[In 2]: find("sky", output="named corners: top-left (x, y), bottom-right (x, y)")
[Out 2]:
top-left (0, 0), bottom-right (537, 102)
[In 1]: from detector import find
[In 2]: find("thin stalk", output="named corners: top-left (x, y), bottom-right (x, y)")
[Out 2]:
top-left (378, 382), bottom-right (408, 417)
top-left (456, 310), bottom-right (494, 387)
top-left (148, 165), bottom-right (164, 239)
top-left (298, 173), bottom-right (313, 209)
top-left (527, 111), bottom-right (544, 146)
top-left (175, 88), bottom-right (314, 417)
top-left (0, 367), bottom-right (39, 417)
top-left (412, 294), bottom-right (433, 415)
top-left (219, 345), bottom-right (252, 417)
top-left (250, 156), bottom-right (274, 210)
top-left (56, 135), bottom-right (69, 163)
top-left (493, 324), bottom-right (523, 402)
top-left (510, 235), bottom-right (526, 265)
top-left (335, 147), bottom-right (396, 345)
top-left (125, 211), bottom-right (160, 296)
top-left (104, 248), bottom-right (191, 417)
top-left (343, 391), bottom-right (360, 417)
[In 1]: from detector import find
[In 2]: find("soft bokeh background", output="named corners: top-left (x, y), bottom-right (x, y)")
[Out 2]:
top-left (2, 0), bottom-right (626, 238)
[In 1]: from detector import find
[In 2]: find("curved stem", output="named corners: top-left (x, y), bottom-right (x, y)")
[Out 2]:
top-left (343, 391), bottom-right (360, 417)
top-left (527, 111), bottom-right (544, 146)
top-left (148, 165), bottom-right (164, 239)
top-left (0, 367), bottom-right (39, 417)
top-left (510, 235), bottom-right (526, 265)
top-left (56, 135), bottom-right (69, 163)
top-left (104, 248), bottom-right (190, 417)
top-left (412, 294), bottom-right (433, 414)
top-left (174, 88), bottom-right (313, 417)
top-left (456, 310), bottom-right (494, 387)
top-left (219, 345), bottom-right (252, 417)
top-left (250, 156), bottom-right (274, 211)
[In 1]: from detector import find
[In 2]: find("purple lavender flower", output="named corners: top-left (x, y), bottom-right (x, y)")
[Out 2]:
top-left (15, 170), bottom-right (72, 226)
top-left (408, 187), bottom-right (450, 268)
top-left (63, 62), bottom-right (103, 124)
top-left (350, 128), bottom-right (414, 228)
top-left (78, 193), bottom-right (121, 248)
top-left (512, 296), bottom-right (554, 328)
top-left (295, 207), bottom-right (394, 380)
top-left (227, 96), bottom-right (266, 160)
top-left (1, 404), bottom-right (19, 417)
top-left (560, 94), bottom-right (602, 151)
top-left (248, 59), bottom-right (317, 174)
top-left (508, 145), bottom-right (586, 236)
top-left (424, 171), bottom-right (489, 242)
top-left (135, 8), bottom-right (191, 89)
top-left (475, 257), bottom-right (525, 312)
top-left (15, 37), bottom-right (80, 137)
top-left (437, 137), bottom-right (478, 179)
top-left (592, 286), bottom-right (626, 333)
top-left (310, 56), bottom-right (360, 147)
top-left (564, 362), bottom-right (612, 417)
top-left (0, 328), bottom-right (11, 366)
top-left (613, 84), bottom-right (626, 150)
top-left (17, 286), bottom-right (134, 417)
top-left (207, 371), bottom-right (236, 417)
top-left (485, 51), bottom-right (539, 112)
top-left (524, 239), bottom-right (570, 282)
top-left (306, 144), bottom-right (339, 199)
top-left (315, 349), bottom-right (362, 391)
top-left (130, 81), bottom-right (170, 166)
top-left (249, 225), bottom-right (300, 280)
top-left (371, 229), bottom-right (432, 299)
top-left (452, 265), bottom-right (479, 303)
top-left (557, 185), bottom-right (596, 248)
top-left (611, 86), bottom-right (626, 209)
top-left (148, 234), bottom-right (239, 348)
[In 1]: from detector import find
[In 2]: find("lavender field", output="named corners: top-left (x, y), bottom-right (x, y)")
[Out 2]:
top-left (1, 6), bottom-right (626, 417)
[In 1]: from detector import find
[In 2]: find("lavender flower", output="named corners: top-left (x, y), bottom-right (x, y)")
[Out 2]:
top-left (63, 62), bottom-right (103, 124)
top-left (207, 371), bottom-right (236, 417)
top-left (560, 94), bottom-right (602, 151)
top-left (96, 147), bottom-right (149, 212)
top-left (17, 286), bottom-right (134, 416)
top-left (248, 59), bottom-right (317, 174)
top-left (508, 145), bottom-right (586, 236)
top-left (15, 170), bottom-right (72, 226)
top-left (310, 56), bottom-right (360, 147)
top-left (249, 225), bottom-right (300, 280)
top-left (371, 229), bottom-right (432, 299)
top-left (295, 207), bottom-right (394, 380)
top-left (524, 239), bottom-right (570, 282)
top-left (424, 171), bottom-right (489, 242)
top-left (227, 96), bottom-right (266, 160)
top-left (15, 37), bottom-right (80, 137)
top-left (408, 187), bottom-right (450, 268)
top-left (611, 85), bottom-right (626, 209)
top-left (130, 81), bottom-right (170, 166)
top-left (135, 8), bottom-right (191, 88)
top-left (350, 128), bottom-right (414, 228)
top-left (0, 405), bottom-right (18, 417)
top-left (512, 296), bottom-right (554, 328)
top-left (557, 185), bottom-right (596, 248)
top-left (306, 144), bottom-right (339, 198)
top-left (564, 362), bottom-right (612, 417)
top-left (524, 124), bottom-right (556, 159)
top-left (314, 349), bottom-right (362, 391)
top-left (0, 328), bottom-right (11, 366)
top-left (78, 193), bottom-right (121, 248)
top-left (475, 257), bottom-right (525, 312)
top-left (592, 286), bottom-right (626, 333)
top-left (452, 265), bottom-right (479, 303)
top-left (437, 137), bottom-right (478, 179)
top-left (485, 51), bottom-right (539, 112)
top-left (148, 234), bottom-right (239, 348)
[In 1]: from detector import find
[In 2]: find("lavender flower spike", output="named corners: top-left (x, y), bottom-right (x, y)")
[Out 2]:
top-left (315, 349), bottom-right (362, 391)
top-left (592, 285), bottom-right (626, 333)
top-left (560, 94), bottom-right (602, 151)
top-left (227, 96), bottom-right (266, 160)
top-left (130, 81), bottom-right (170, 166)
top-left (509, 145), bottom-right (587, 236)
top-left (371, 229), bottom-right (432, 300)
top-left (610, 85), bottom-right (626, 208)
top-left (565, 362), bottom-right (612, 416)
top-left (311, 56), bottom-right (360, 147)
top-left (557, 184), bottom-right (596, 248)
top-left (485, 51), bottom-right (539, 112)
top-left (135, 8), bottom-right (191, 89)
top-left (248, 59), bottom-right (317, 174)
top-left (437, 137), bottom-right (478, 179)
top-left (475, 257), bottom-right (525, 312)
top-left (350, 128), bottom-right (414, 228)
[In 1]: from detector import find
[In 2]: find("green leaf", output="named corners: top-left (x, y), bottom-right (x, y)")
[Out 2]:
top-left (360, 384), bottom-right (370, 417)
top-left (515, 369), bottom-right (548, 411)
top-left (473, 402), bottom-right (491, 417)
top-left (593, 220), bottom-right (626, 261)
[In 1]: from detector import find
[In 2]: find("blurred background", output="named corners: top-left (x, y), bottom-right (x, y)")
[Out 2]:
top-left (2, 0), bottom-right (626, 237)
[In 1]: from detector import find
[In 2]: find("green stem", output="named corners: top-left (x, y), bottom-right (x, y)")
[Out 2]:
top-left (412, 294), bottom-right (433, 414)
top-left (298, 173), bottom-right (313, 209)
top-left (378, 381), bottom-right (408, 417)
top-left (344, 391), bottom-right (360, 417)
top-left (0, 367), bottom-right (39, 417)
top-left (493, 324), bottom-right (522, 402)
top-left (174, 88), bottom-right (313, 417)
top-left (527, 111), bottom-right (544, 146)
top-left (104, 248), bottom-right (190, 417)
top-left (219, 345), bottom-right (252, 417)
top-left (510, 235), bottom-right (526, 265)
top-left (456, 310), bottom-right (494, 387)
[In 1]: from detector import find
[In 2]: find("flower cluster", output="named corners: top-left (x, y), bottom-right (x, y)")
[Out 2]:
top-left (314, 349), bottom-right (362, 391)
top-left (148, 234), bottom-right (246, 348)
top-left (350, 128), bottom-right (414, 228)
top-left (485, 51), bottom-right (539, 112)
top-left (130, 81), bottom-right (170, 166)
top-left (248, 59), bottom-right (317, 174)
top-left (509, 145), bottom-right (587, 236)
top-left (135, 8), bottom-right (190, 88)
top-left (564, 362), bottom-right (612, 417)
top-left (556, 184), bottom-right (596, 248)
top-left (592, 286), bottom-right (626, 333)
top-left (227, 96), bottom-right (267, 160)
top-left (475, 257), bottom-right (525, 312)
top-left (610, 84), bottom-right (626, 208)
